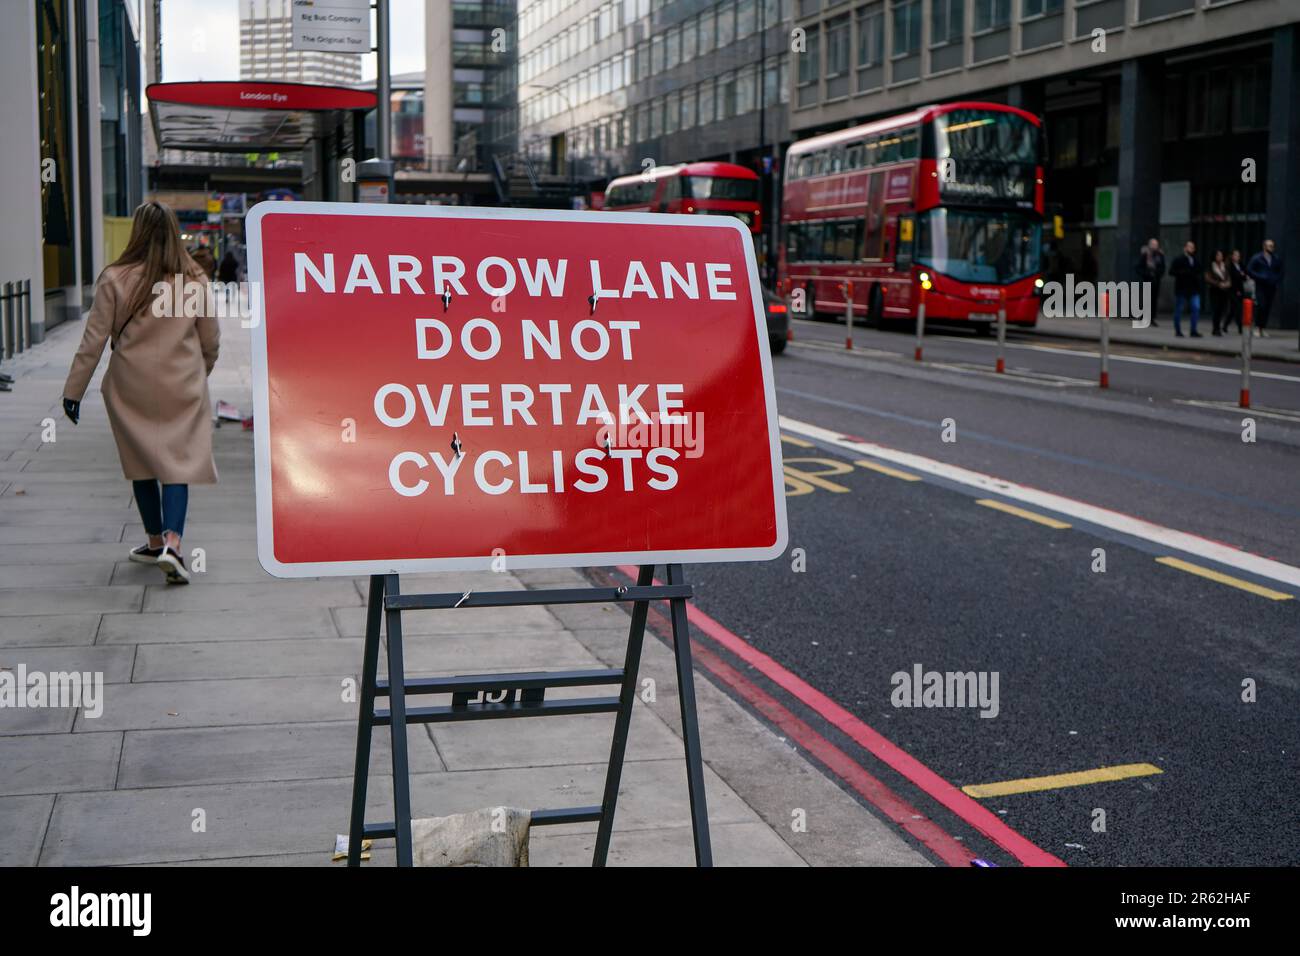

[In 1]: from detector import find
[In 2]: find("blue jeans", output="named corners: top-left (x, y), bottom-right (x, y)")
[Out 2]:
top-left (133, 480), bottom-right (189, 537)
top-left (1173, 293), bottom-right (1200, 335)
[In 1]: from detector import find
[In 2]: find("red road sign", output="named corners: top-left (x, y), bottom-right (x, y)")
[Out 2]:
top-left (246, 203), bottom-right (787, 576)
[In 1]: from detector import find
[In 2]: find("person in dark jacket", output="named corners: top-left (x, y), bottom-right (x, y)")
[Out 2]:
top-left (1168, 240), bottom-right (1203, 338)
top-left (1134, 238), bottom-right (1166, 326)
top-left (1226, 249), bottom-right (1247, 335)
top-left (217, 248), bottom-right (239, 284)
top-left (1246, 239), bottom-right (1282, 337)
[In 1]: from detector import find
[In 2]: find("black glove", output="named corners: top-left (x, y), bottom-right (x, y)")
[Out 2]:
top-left (62, 398), bottom-right (80, 425)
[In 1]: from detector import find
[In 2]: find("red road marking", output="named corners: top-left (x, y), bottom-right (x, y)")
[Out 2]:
top-left (616, 564), bottom-right (1066, 868)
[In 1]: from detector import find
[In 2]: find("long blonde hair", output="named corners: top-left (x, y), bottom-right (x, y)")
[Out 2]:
top-left (110, 201), bottom-right (201, 318)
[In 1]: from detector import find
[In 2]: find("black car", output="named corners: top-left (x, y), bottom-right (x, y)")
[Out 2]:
top-left (762, 286), bottom-right (789, 355)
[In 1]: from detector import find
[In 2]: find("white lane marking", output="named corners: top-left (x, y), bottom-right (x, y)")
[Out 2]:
top-left (791, 319), bottom-right (1300, 384)
top-left (1172, 399), bottom-right (1300, 423)
top-left (977, 340), bottom-right (1300, 384)
top-left (779, 415), bottom-right (1300, 591)
top-left (928, 362), bottom-right (1095, 388)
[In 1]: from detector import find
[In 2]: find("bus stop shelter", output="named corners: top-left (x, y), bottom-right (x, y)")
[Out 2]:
top-left (147, 80), bottom-right (378, 205)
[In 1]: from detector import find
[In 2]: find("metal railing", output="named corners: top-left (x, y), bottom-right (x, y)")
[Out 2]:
top-left (1, 278), bottom-right (33, 363)
top-left (395, 153), bottom-right (486, 174)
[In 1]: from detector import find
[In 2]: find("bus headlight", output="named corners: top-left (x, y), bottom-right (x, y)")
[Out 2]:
top-left (919, 272), bottom-right (930, 283)
top-left (1034, 278), bottom-right (1045, 288)
top-left (921, 279), bottom-right (932, 291)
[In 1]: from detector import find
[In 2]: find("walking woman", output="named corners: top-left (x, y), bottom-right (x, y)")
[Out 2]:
top-left (62, 201), bottom-right (220, 584)
top-left (1206, 250), bottom-right (1232, 336)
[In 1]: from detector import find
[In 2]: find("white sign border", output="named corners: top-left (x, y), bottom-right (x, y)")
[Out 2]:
top-left (245, 201), bottom-right (789, 578)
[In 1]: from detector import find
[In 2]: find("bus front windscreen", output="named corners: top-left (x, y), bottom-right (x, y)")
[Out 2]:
top-left (933, 109), bottom-right (1038, 164)
top-left (918, 210), bottom-right (1042, 284)
top-left (684, 176), bottom-right (759, 201)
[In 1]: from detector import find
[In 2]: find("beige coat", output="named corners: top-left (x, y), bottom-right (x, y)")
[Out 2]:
top-left (64, 263), bottom-right (221, 484)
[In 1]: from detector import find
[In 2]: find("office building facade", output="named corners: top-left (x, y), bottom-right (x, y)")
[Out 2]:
top-left (510, 1), bottom-right (794, 181)
top-left (1, 0), bottom-right (146, 340)
top-left (789, 0), bottom-right (1300, 323)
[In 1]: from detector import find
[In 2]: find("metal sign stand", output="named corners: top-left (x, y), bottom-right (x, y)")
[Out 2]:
top-left (347, 564), bottom-right (714, 867)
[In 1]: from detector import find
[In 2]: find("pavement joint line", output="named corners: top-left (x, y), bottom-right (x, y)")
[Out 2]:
top-left (975, 498), bottom-right (1072, 529)
top-left (780, 414), bottom-right (1300, 591)
top-left (854, 458), bottom-right (922, 482)
top-left (962, 763), bottom-right (1164, 799)
top-left (1154, 556), bottom-right (1295, 601)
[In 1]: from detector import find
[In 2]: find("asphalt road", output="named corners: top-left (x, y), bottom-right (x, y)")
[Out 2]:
top-left (600, 324), bottom-right (1300, 867)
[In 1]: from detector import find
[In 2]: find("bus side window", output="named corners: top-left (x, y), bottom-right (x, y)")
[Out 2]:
top-left (900, 127), bottom-right (919, 160)
top-left (787, 222), bottom-right (803, 262)
top-left (835, 221), bottom-right (855, 261)
top-left (854, 219), bottom-right (866, 261)
top-left (806, 222), bottom-right (826, 261)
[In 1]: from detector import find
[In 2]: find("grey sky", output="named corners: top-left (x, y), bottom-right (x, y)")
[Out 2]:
top-left (158, 0), bottom-right (426, 83)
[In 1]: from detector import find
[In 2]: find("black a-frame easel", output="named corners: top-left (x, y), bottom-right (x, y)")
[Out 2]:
top-left (347, 564), bottom-right (713, 866)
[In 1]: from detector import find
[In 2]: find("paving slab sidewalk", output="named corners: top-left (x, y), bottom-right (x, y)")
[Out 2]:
top-left (0, 310), bottom-right (926, 867)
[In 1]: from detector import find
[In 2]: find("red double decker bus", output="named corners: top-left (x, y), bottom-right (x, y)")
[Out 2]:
top-left (604, 161), bottom-right (762, 234)
top-left (779, 102), bottom-right (1044, 329)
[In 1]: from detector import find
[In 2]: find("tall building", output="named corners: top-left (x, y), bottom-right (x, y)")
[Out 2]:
top-left (790, 0), bottom-right (1300, 325)
top-left (239, 0), bottom-right (363, 86)
top-left (424, 0), bottom-right (515, 166)
top-left (511, 0), bottom-right (793, 184)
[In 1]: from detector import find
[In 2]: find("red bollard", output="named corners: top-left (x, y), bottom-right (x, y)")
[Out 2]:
top-left (995, 288), bottom-right (1006, 374)
top-left (1241, 298), bottom-right (1254, 408)
top-left (1099, 290), bottom-right (1110, 389)
top-left (843, 280), bottom-right (855, 350)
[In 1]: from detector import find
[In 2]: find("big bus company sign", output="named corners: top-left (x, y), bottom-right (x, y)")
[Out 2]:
top-left (246, 204), bottom-right (787, 577)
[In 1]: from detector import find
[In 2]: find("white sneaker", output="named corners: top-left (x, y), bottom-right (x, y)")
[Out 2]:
top-left (157, 545), bottom-right (190, 585)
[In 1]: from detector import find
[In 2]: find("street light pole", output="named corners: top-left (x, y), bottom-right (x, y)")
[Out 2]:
top-left (376, 0), bottom-right (391, 161)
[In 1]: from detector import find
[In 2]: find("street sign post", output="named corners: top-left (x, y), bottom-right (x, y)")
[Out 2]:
top-left (245, 203), bottom-right (788, 866)
top-left (290, 0), bottom-right (371, 54)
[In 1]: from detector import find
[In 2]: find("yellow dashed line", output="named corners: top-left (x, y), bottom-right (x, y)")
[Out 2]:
top-left (780, 434), bottom-right (814, 448)
top-left (855, 459), bottom-right (922, 482)
top-left (963, 763), bottom-right (1164, 799)
top-left (975, 498), bottom-right (1071, 529)
top-left (1155, 556), bottom-right (1294, 601)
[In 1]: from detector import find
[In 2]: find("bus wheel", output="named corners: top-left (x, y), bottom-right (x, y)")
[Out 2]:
top-left (975, 322), bottom-right (992, 337)
top-left (866, 286), bottom-right (885, 329)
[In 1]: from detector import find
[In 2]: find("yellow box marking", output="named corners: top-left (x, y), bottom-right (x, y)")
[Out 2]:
top-left (783, 458), bottom-right (854, 494)
top-left (855, 459), bottom-right (922, 482)
top-left (780, 434), bottom-right (815, 448)
top-left (975, 498), bottom-right (1071, 529)
top-left (963, 763), bottom-right (1164, 799)
top-left (1155, 556), bottom-right (1294, 601)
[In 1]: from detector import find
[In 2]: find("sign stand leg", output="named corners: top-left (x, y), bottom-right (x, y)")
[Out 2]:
top-left (347, 568), bottom-right (713, 866)
top-left (667, 563), bottom-right (713, 867)
top-left (346, 574), bottom-right (386, 866)
top-left (592, 564), bottom-right (654, 865)
top-left (383, 573), bottom-right (415, 866)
